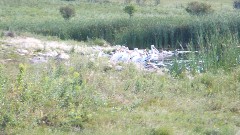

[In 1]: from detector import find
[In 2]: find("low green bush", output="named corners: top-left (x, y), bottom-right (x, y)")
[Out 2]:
top-left (124, 5), bottom-right (136, 18)
top-left (186, 1), bottom-right (213, 15)
top-left (59, 5), bottom-right (75, 20)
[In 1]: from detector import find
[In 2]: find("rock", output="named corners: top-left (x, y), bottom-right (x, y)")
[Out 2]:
top-left (55, 53), bottom-right (70, 60)
top-left (115, 65), bottom-right (123, 71)
top-left (2, 31), bottom-right (15, 37)
top-left (144, 62), bottom-right (158, 69)
top-left (90, 58), bottom-right (95, 62)
top-left (6, 44), bottom-right (12, 47)
top-left (5, 59), bottom-right (12, 61)
top-left (17, 49), bottom-right (29, 55)
top-left (30, 56), bottom-right (47, 64)
top-left (39, 51), bottom-right (58, 58)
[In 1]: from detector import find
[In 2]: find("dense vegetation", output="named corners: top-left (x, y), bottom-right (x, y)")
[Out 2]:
top-left (0, 0), bottom-right (240, 134)
top-left (0, 0), bottom-right (237, 49)
top-left (0, 50), bottom-right (239, 135)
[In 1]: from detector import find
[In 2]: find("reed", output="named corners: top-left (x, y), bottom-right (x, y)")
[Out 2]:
top-left (3, 13), bottom-right (240, 50)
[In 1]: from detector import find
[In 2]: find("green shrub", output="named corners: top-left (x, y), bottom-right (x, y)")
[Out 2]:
top-left (59, 5), bottom-right (75, 20)
top-left (186, 1), bottom-right (213, 15)
top-left (93, 38), bottom-right (106, 46)
top-left (124, 5), bottom-right (136, 18)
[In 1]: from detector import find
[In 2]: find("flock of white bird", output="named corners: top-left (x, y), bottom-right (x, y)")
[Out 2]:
top-left (99, 45), bottom-right (177, 69)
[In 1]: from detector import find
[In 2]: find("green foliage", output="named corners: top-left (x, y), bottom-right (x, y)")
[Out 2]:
top-left (88, 38), bottom-right (106, 46)
top-left (59, 5), bottom-right (75, 20)
top-left (186, 1), bottom-right (213, 15)
top-left (124, 5), bottom-right (136, 18)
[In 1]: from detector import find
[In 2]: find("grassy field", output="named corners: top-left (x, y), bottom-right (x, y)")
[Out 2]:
top-left (0, 49), bottom-right (239, 135)
top-left (0, 0), bottom-right (240, 134)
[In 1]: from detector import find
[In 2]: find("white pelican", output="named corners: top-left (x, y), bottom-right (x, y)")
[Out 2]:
top-left (119, 51), bottom-right (130, 62)
top-left (110, 52), bottom-right (123, 63)
top-left (151, 45), bottom-right (159, 54)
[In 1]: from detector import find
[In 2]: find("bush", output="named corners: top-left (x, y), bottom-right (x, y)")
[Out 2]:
top-left (234, 0), bottom-right (240, 9)
top-left (186, 1), bottom-right (213, 15)
top-left (93, 38), bottom-right (106, 46)
top-left (59, 5), bottom-right (75, 20)
top-left (86, 38), bottom-right (108, 46)
top-left (124, 5), bottom-right (136, 18)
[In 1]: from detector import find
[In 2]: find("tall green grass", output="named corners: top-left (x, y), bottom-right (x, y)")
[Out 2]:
top-left (169, 28), bottom-right (240, 75)
top-left (3, 12), bottom-right (240, 49)
top-left (199, 30), bottom-right (240, 71)
top-left (1, 0), bottom-right (239, 49)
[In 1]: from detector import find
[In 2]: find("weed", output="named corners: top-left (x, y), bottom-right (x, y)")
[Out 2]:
top-left (17, 63), bottom-right (26, 91)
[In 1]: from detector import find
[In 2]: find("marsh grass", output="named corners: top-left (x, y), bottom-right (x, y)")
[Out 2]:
top-left (168, 27), bottom-right (240, 76)
top-left (197, 30), bottom-right (240, 72)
